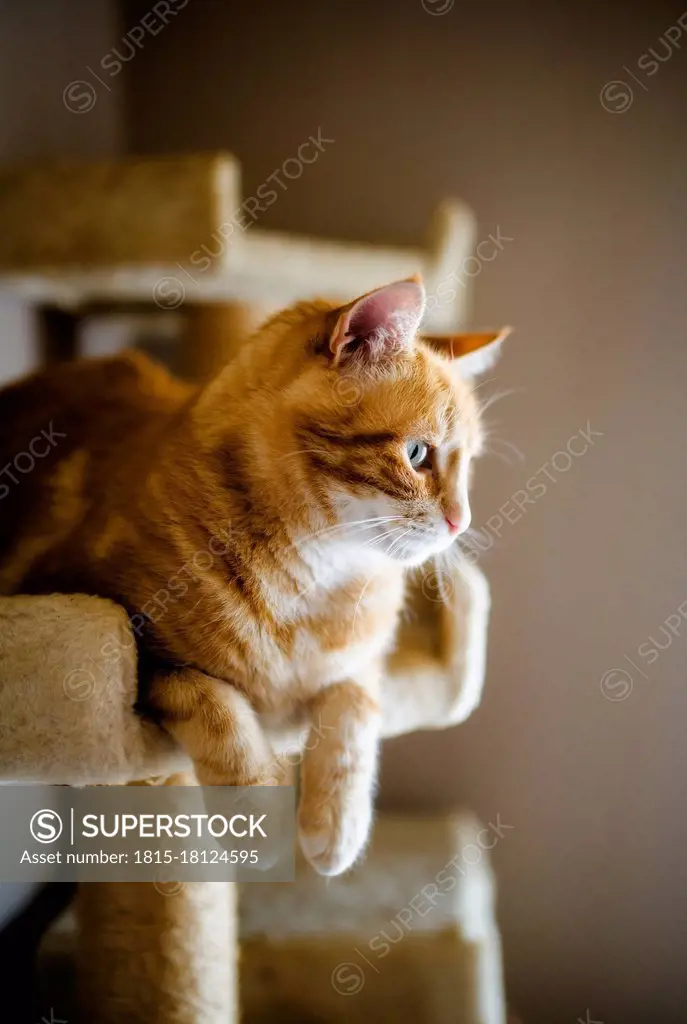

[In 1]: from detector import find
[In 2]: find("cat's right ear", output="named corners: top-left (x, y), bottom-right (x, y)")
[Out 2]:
top-left (420, 327), bottom-right (512, 378)
top-left (327, 277), bottom-right (426, 367)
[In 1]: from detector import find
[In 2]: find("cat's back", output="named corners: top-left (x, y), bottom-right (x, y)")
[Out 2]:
top-left (0, 349), bottom-right (191, 594)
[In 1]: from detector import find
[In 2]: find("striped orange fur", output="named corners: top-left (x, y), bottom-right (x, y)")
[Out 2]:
top-left (0, 278), bottom-right (508, 874)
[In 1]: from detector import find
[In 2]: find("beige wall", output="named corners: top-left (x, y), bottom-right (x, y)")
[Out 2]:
top-left (122, 0), bottom-right (687, 1020)
top-left (0, 0), bottom-right (122, 383)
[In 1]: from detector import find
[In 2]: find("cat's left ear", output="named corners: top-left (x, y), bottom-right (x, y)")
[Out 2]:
top-left (329, 277), bottom-right (426, 366)
top-left (420, 327), bottom-right (512, 378)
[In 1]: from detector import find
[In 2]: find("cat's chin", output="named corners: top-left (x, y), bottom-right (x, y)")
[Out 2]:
top-left (388, 534), bottom-right (459, 568)
top-left (388, 545), bottom-right (445, 568)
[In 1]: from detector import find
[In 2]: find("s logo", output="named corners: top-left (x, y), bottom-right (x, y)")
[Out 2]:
top-left (30, 809), bottom-right (63, 844)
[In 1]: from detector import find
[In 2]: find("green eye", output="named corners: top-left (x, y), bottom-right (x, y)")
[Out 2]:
top-left (406, 439), bottom-right (430, 470)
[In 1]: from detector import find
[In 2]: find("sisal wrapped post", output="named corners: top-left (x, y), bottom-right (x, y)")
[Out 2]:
top-left (181, 301), bottom-right (268, 382)
top-left (76, 877), bottom-right (237, 1024)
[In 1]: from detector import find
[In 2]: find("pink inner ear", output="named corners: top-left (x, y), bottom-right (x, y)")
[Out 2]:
top-left (331, 279), bottom-right (426, 363)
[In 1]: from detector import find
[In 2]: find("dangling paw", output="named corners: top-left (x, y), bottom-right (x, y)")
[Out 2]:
top-left (298, 785), bottom-right (373, 876)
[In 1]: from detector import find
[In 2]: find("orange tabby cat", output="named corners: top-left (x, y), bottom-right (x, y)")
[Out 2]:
top-left (0, 278), bottom-right (507, 875)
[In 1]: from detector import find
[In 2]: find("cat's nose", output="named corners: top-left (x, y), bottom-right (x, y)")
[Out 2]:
top-left (444, 502), bottom-right (470, 534)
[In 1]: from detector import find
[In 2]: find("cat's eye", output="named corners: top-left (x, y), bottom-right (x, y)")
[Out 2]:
top-left (406, 439), bottom-right (431, 470)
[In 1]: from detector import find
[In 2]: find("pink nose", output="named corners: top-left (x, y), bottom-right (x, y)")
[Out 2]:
top-left (444, 504), bottom-right (463, 532)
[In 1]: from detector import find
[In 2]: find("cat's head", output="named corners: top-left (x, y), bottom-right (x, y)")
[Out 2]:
top-left (216, 277), bottom-right (509, 568)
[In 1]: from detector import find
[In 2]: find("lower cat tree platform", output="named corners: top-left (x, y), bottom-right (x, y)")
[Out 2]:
top-left (0, 563), bottom-right (503, 1023)
top-left (39, 814), bottom-right (505, 1024)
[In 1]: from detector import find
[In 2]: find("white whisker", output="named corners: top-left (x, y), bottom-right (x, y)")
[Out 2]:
top-left (306, 515), bottom-right (405, 541)
top-left (478, 387), bottom-right (524, 414)
top-left (470, 375), bottom-right (498, 394)
top-left (386, 528), bottom-right (413, 558)
top-left (349, 575), bottom-right (375, 639)
top-left (360, 525), bottom-right (407, 552)
top-left (482, 439), bottom-right (525, 465)
top-left (292, 515), bottom-right (405, 551)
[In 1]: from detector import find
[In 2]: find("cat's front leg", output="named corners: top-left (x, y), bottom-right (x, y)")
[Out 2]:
top-left (146, 668), bottom-right (279, 786)
top-left (298, 678), bottom-right (381, 877)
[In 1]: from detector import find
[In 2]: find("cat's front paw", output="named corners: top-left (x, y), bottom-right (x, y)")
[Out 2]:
top-left (298, 797), bottom-right (372, 877)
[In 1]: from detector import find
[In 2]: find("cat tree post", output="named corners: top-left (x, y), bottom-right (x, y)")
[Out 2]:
top-left (76, 775), bottom-right (239, 1024)
top-left (76, 880), bottom-right (237, 1024)
top-left (181, 301), bottom-right (267, 382)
